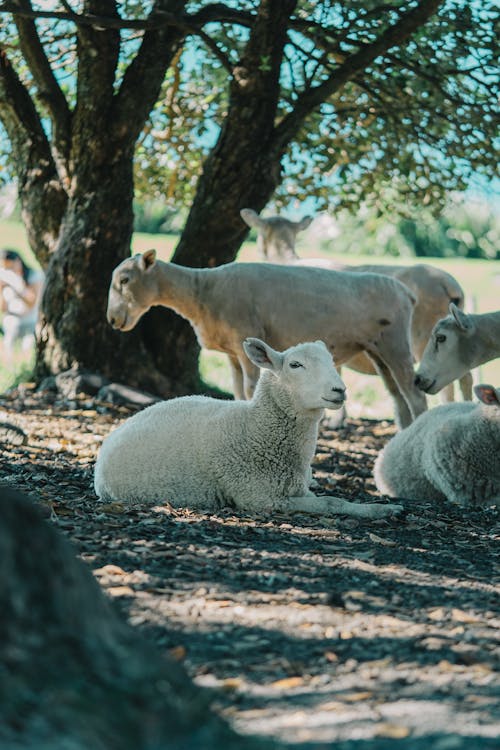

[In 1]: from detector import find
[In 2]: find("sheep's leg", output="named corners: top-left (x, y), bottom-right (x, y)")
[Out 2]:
top-left (439, 383), bottom-right (455, 404)
top-left (459, 371), bottom-right (474, 401)
top-left (233, 494), bottom-right (403, 519)
top-left (366, 353), bottom-right (413, 428)
top-left (368, 347), bottom-right (427, 427)
top-left (239, 358), bottom-right (260, 400)
top-left (287, 495), bottom-right (404, 520)
top-left (228, 355), bottom-right (245, 400)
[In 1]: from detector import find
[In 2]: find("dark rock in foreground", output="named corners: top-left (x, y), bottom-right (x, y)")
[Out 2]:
top-left (0, 486), bottom-right (273, 750)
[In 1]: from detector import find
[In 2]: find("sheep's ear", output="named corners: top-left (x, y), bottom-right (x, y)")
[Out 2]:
top-left (140, 249), bottom-right (157, 271)
top-left (474, 384), bottom-right (500, 406)
top-left (240, 208), bottom-right (266, 231)
top-left (243, 338), bottom-right (283, 373)
top-left (295, 215), bottom-right (313, 232)
top-left (449, 302), bottom-right (471, 332)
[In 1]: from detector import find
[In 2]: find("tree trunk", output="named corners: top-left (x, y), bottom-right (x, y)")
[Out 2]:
top-left (35, 152), bottom-right (199, 396)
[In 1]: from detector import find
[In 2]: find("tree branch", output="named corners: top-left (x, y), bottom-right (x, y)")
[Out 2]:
top-left (273, 0), bottom-right (445, 152)
top-left (13, 1), bottom-right (71, 177)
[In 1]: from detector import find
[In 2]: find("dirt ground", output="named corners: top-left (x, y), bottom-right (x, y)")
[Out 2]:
top-left (0, 383), bottom-right (499, 750)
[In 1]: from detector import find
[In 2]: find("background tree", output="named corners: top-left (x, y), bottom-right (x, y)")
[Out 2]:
top-left (0, 0), bottom-right (497, 395)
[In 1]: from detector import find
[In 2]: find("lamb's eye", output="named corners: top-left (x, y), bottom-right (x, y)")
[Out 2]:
top-left (120, 277), bottom-right (129, 286)
top-left (289, 361), bottom-right (304, 369)
top-left (436, 334), bottom-right (446, 344)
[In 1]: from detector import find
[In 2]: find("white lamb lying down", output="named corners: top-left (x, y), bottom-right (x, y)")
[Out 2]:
top-left (374, 384), bottom-right (500, 507)
top-left (95, 338), bottom-right (402, 520)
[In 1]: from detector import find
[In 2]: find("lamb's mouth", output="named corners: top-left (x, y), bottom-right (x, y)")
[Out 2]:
top-left (322, 397), bottom-right (345, 405)
top-left (421, 379), bottom-right (437, 394)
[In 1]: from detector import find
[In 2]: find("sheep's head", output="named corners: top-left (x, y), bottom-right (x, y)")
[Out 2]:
top-left (415, 302), bottom-right (476, 394)
top-left (107, 249), bottom-right (158, 332)
top-left (244, 338), bottom-right (346, 412)
top-left (240, 208), bottom-right (313, 262)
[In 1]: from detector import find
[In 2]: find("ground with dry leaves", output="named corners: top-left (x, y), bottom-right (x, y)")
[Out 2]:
top-left (0, 383), bottom-right (499, 750)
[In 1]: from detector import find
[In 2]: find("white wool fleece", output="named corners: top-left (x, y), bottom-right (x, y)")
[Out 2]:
top-left (374, 386), bottom-right (500, 507)
top-left (95, 338), bottom-right (403, 520)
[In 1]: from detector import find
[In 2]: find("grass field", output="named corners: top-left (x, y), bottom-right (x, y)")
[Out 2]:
top-left (1, 219), bottom-right (498, 415)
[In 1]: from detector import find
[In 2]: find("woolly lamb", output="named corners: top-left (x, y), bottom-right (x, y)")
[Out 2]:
top-left (415, 303), bottom-right (500, 395)
top-left (240, 207), bottom-right (473, 404)
top-left (106, 250), bottom-right (427, 428)
top-left (95, 338), bottom-right (402, 520)
top-left (374, 384), bottom-right (500, 507)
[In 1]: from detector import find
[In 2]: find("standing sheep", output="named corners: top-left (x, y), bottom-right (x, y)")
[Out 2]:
top-left (374, 384), bottom-right (500, 507)
top-left (415, 303), bottom-right (500, 395)
top-left (240, 207), bottom-right (473, 404)
top-left (106, 250), bottom-right (427, 427)
top-left (95, 338), bottom-right (402, 520)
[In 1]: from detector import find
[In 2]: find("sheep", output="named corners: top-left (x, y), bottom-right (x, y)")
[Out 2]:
top-left (415, 303), bottom-right (500, 395)
top-left (106, 249), bottom-right (428, 427)
top-left (95, 338), bottom-right (403, 519)
top-left (240, 207), bottom-right (473, 404)
top-left (240, 208), bottom-right (313, 261)
top-left (374, 383), bottom-right (500, 507)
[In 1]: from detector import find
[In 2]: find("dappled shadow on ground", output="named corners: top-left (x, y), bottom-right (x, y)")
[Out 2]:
top-left (0, 385), bottom-right (498, 748)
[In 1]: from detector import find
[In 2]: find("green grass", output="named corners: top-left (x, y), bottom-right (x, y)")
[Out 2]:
top-left (1, 219), bottom-right (498, 416)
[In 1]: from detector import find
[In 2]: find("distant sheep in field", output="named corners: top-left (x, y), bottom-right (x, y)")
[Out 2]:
top-left (240, 208), bottom-right (473, 405)
top-left (106, 250), bottom-right (427, 428)
top-left (95, 338), bottom-right (402, 520)
top-left (240, 208), bottom-right (313, 262)
top-left (374, 383), bottom-right (500, 507)
top-left (415, 303), bottom-right (500, 395)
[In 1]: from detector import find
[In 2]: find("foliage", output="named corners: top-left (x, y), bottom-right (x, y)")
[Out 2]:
top-left (0, 1), bottom-right (498, 216)
top-left (320, 197), bottom-right (500, 259)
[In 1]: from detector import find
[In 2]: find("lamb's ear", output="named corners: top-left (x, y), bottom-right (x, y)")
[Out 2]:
top-left (474, 384), bottom-right (500, 406)
top-left (243, 338), bottom-right (283, 373)
top-left (449, 302), bottom-right (471, 332)
top-left (140, 249), bottom-right (157, 271)
top-left (240, 208), bottom-right (266, 231)
top-left (295, 215), bottom-right (313, 232)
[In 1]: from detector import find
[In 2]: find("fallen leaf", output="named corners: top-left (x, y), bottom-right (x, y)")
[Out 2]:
top-left (368, 533), bottom-right (397, 547)
top-left (271, 676), bottom-right (304, 689)
top-left (168, 645), bottom-right (187, 661)
top-left (375, 723), bottom-right (411, 739)
top-left (341, 691), bottom-right (373, 702)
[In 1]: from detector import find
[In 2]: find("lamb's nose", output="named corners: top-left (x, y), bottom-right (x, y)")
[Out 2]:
top-left (414, 374), bottom-right (422, 387)
top-left (109, 316), bottom-right (116, 328)
top-left (332, 386), bottom-right (346, 400)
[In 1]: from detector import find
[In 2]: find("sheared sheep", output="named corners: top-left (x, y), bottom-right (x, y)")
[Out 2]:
top-left (240, 208), bottom-right (313, 261)
top-left (106, 250), bottom-right (427, 427)
top-left (240, 208), bottom-right (473, 405)
top-left (415, 303), bottom-right (500, 395)
top-left (95, 338), bottom-right (402, 519)
top-left (374, 383), bottom-right (500, 507)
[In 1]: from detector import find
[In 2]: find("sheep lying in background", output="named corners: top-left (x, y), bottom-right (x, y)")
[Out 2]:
top-left (95, 338), bottom-right (402, 519)
top-left (240, 208), bottom-right (473, 405)
top-left (107, 250), bottom-right (427, 428)
top-left (415, 303), bottom-right (500, 395)
top-left (374, 384), bottom-right (500, 507)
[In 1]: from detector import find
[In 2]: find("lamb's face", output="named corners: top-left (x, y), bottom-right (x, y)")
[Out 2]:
top-left (281, 342), bottom-right (346, 411)
top-left (106, 251), bottom-right (157, 332)
top-left (245, 338), bottom-right (346, 412)
top-left (415, 314), bottom-right (473, 394)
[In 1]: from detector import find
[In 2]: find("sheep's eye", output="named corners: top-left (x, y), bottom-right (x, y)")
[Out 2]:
top-left (436, 334), bottom-right (446, 344)
top-left (289, 361), bottom-right (304, 369)
top-left (120, 277), bottom-right (129, 286)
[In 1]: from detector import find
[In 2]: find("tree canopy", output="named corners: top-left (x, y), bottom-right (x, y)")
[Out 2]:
top-left (0, 1), bottom-right (498, 394)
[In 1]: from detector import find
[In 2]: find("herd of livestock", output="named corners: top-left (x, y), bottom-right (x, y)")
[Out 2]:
top-left (95, 210), bottom-right (500, 513)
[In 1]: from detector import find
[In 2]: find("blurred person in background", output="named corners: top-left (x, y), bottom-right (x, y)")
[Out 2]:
top-left (0, 248), bottom-right (44, 362)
